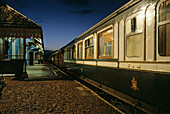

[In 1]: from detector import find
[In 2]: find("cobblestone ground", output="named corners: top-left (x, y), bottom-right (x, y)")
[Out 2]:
top-left (0, 75), bottom-right (118, 113)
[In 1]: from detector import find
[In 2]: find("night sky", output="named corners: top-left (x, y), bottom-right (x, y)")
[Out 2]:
top-left (1, 0), bottom-right (130, 50)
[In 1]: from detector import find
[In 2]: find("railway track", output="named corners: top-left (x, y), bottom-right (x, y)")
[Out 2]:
top-left (51, 64), bottom-right (149, 114)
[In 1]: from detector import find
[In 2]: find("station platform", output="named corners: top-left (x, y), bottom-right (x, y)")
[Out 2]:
top-left (0, 63), bottom-right (122, 113)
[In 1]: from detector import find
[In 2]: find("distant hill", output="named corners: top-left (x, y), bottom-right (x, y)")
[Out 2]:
top-left (44, 50), bottom-right (57, 61)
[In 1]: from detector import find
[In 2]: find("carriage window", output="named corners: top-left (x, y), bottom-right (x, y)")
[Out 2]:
top-left (126, 13), bottom-right (144, 57)
top-left (85, 37), bottom-right (94, 59)
top-left (78, 42), bottom-right (83, 59)
top-left (64, 50), bottom-right (67, 60)
top-left (126, 34), bottom-right (142, 57)
top-left (68, 47), bottom-right (72, 60)
top-left (159, 1), bottom-right (170, 22)
top-left (131, 17), bottom-right (137, 32)
top-left (158, 1), bottom-right (170, 56)
top-left (98, 28), bottom-right (113, 58)
top-left (72, 45), bottom-right (76, 59)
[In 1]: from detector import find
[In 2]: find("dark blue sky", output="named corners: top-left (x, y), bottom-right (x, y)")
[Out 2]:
top-left (1, 0), bottom-right (130, 50)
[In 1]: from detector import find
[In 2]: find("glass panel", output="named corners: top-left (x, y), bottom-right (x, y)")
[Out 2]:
top-left (86, 47), bottom-right (94, 58)
top-left (98, 28), bottom-right (113, 58)
top-left (159, 1), bottom-right (170, 22)
top-left (78, 42), bottom-right (83, 59)
top-left (126, 34), bottom-right (142, 57)
top-left (158, 23), bottom-right (170, 56)
top-left (85, 37), bottom-right (94, 58)
top-left (89, 38), bottom-right (93, 46)
top-left (131, 18), bottom-right (136, 32)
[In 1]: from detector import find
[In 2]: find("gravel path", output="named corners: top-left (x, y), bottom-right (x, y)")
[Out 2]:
top-left (0, 76), bottom-right (118, 114)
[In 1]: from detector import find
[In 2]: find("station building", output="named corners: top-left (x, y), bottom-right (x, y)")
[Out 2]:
top-left (0, 2), bottom-right (44, 78)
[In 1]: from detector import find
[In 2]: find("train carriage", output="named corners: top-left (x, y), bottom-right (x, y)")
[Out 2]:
top-left (50, 0), bottom-right (170, 113)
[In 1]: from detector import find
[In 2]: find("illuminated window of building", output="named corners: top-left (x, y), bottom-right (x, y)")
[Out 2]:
top-left (0, 37), bottom-right (24, 59)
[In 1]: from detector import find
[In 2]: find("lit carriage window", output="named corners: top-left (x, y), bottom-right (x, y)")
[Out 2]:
top-left (98, 28), bottom-right (113, 58)
top-left (78, 42), bottom-right (83, 59)
top-left (126, 13), bottom-right (144, 57)
top-left (158, 1), bottom-right (170, 56)
top-left (85, 37), bottom-right (94, 59)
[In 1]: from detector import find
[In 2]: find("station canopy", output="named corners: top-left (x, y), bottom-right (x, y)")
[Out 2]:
top-left (0, 2), bottom-right (43, 38)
